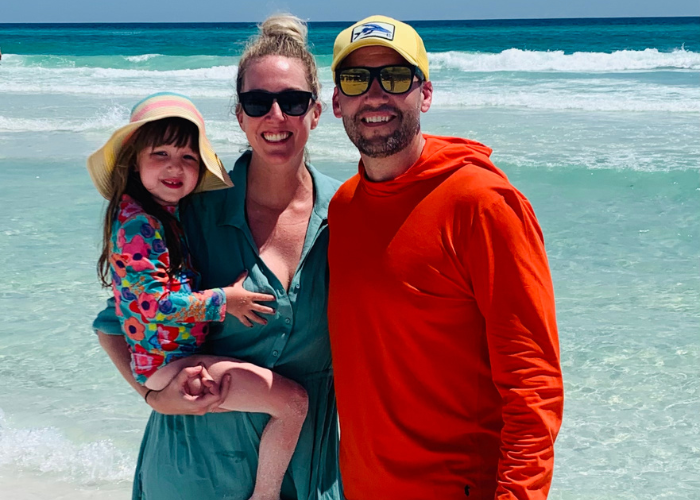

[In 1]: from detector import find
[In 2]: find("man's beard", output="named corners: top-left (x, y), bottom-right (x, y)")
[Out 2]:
top-left (342, 105), bottom-right (420, 158)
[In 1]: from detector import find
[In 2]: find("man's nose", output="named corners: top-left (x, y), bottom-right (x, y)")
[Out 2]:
top-left (365, 76), bottom-right (387, 99)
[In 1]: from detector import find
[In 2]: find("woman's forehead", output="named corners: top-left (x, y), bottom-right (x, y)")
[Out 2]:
top-left (241, 55), bottom-right (310, 92)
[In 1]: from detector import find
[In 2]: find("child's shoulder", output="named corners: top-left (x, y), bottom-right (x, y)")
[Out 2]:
top-left (114, 195), bottom-right (164, 233)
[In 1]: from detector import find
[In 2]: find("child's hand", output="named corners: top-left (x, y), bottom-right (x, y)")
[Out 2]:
top-left (223, 271), bottom-right (276, 327)
top-left (184, 363), bottom-right (219, 397)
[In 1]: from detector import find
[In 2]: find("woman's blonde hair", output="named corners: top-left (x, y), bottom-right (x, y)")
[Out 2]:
top-left (236, 14), bottom-right (320, 98)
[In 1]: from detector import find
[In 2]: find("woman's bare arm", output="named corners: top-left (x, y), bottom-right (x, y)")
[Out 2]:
top-left (98, 331), bottom-right (149, 398)
top-left (97, 331), bottom-right (230, 415)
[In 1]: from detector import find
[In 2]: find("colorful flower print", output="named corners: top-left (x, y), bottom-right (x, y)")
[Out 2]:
top-left (122, 235), bottom-right (154, 272)
top-left (117, 228), bottom-right (127, 249)
top-left (110, 253), bottom-right (128, 279)
top-left (117, 199), bottom-right (142, 223)
top-left (121, 287), bottom-right (137, 302)
top-left (124, 317), bottom-right (145, 341)
top-left (190, 322), bottom-right (208, 346)
top-left (111, 195), bottom-right (226, 385)
top-left (112, 282), bottom-right (122, 313)
top-left (140, 222), bottom-right (156, 239)
top-left (157, 325), bottom-right (182, 352)
top-left (138, 292), bottom-right (158, 320)
top-left (157, 252), bottom-right (170, 268)
top-left (152, 238), bottom-right (166, 254)
top-left (158, 299), bottom-right (175, 315)
top-left (209, 291), bottom-right (223, 308)
top-left (132, 344), bottom-right (163, 380)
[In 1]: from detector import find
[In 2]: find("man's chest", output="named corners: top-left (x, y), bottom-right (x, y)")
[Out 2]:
top-left (330, 192), bottom-right (471, 300)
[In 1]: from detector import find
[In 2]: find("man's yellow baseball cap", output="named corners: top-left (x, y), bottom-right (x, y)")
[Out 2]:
top-left (331, 15), bottom-right (429, 81)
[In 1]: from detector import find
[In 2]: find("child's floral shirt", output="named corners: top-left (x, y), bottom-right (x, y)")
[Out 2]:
top-left (110, 195), bottom-right (226, 384)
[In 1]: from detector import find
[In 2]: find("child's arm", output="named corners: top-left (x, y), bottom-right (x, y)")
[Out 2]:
top-left (115, 214), bottom-right (276, 327)
top-left (97, 330), bottom-right (231, 414)
top-left (113, 213), bottom-right (226, 324)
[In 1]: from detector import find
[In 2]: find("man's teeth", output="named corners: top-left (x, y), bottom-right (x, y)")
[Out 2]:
top-left (364, 116), bottom-right (391, 123)
top-left (263, 132), bottom-right (291, 142)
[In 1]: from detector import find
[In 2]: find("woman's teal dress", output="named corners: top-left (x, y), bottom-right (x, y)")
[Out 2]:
top-left (93, 152), bottom-right (342, 500)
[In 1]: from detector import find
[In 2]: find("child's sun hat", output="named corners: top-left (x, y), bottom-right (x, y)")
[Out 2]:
top-left (87, 92), bottom-right (233, 199)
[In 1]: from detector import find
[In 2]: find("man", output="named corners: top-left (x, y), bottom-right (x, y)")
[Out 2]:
top-left (327, 15), bottom-right (564, 500)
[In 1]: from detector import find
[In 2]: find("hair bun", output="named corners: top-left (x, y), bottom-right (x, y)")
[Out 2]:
top-left (260, 14), bottom-right (308, 46)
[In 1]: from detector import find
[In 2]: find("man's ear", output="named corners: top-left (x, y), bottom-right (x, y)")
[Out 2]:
top-left (332, 87), bottom-right (342, 118)
top-left (420, 81), bottom-right (433, 113)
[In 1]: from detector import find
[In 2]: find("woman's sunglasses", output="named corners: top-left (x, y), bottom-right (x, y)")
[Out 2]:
top-left (238, 90), bottom-right (316, 118)
top-left (336, 65), bottom-right (424, 97)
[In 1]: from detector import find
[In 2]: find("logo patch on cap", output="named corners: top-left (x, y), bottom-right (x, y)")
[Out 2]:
top-left (351, 22), bottom-right (395, 42)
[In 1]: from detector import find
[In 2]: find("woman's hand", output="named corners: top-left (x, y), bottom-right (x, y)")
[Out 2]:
top-left (222, 271), bottom-right (276, 327)
top-left (147, 365), bottom-right (232, 415)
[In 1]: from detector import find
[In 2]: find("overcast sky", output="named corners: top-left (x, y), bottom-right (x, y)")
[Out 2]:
top-left (1, 0), bottom-right (698, 23)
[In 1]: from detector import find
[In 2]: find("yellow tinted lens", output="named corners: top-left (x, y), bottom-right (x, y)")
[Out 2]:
top-left (339, 69), bottom-right (371, 96)
top-left (379, 66), bottom-right (413, 93)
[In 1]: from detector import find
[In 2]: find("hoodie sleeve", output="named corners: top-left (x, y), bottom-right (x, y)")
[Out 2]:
top-left (465, 188), bottom-right (564, 499)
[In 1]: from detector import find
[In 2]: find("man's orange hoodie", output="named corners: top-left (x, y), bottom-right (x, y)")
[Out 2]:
top-left (328, 134), bottom-right (563, 500)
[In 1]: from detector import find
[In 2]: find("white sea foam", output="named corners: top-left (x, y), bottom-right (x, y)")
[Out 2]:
top-left (431, 88), bottom-right (700, 112)
top-left (2, 59), bottom-right (237, 80)
top-left (0, 105), bottom-right (130, 133)
top-left (90, 64), bottom-right (237, 80)
top-left (430, 48), bottom-right (700, 72)
top-left (124, 54), bottom-right (161, 63)
top-left (0, 410), bottom-right (132, 484)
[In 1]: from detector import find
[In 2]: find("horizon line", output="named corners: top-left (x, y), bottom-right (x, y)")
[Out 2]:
top-left (1, 15), bottom-right (699, 25)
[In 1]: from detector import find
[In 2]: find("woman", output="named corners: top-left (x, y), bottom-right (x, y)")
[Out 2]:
top-left (94, 15), bottom-right (341, 500)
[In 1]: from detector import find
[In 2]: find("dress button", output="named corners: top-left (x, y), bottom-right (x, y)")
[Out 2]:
top-left (272, 350), bottom-right (279, 357)
top-left (285, 318), bottom-right (291, 325)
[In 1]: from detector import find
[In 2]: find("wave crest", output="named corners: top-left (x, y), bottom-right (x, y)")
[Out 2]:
top-left (431, 48), bottom-right (700, 72)
top-left (0, 410), bottom-right (132, 483)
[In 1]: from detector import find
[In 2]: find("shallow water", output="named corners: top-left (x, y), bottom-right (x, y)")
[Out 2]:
top-left (0, 18), bottom-right (699, 499)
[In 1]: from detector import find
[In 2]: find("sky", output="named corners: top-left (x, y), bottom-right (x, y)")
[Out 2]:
top-left (1, 0), bottom-right (698, 23)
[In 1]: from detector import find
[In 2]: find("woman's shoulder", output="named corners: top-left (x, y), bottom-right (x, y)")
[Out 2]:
top-left (307, 164), bottom-right (342, 193)
top-left (183, 183), bottom-right (237, 223)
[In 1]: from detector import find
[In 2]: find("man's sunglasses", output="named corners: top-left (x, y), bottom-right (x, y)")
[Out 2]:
top-left (238, 90), bottom-right (317, 118)
top-left (336, 64), bottom-right (424, 97)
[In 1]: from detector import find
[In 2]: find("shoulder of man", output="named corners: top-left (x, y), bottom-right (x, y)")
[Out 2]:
top-left (422, 134), bottom-right (521, 204)
top-left (329, 172), bottom-right (361, 207)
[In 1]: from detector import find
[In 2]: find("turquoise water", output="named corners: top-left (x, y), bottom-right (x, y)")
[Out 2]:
top-left (0, 17), bottom-right (699, 499)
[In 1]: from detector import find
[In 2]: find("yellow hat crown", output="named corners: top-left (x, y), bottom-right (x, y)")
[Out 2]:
top-left (331, 15), bottom-right (429, 81)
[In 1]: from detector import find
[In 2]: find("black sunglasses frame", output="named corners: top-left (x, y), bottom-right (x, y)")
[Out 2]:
top-left (335, 64), bottom-right (425, 97)
top-left (238, 90), bottom-right (317, 118)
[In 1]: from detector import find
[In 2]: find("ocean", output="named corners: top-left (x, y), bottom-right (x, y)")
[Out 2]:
top-left (0, 17), bottom-right (698, 499)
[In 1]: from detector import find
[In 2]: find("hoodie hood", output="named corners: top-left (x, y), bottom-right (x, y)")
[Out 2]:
top-left (359, 134), bottom-right (507, 197)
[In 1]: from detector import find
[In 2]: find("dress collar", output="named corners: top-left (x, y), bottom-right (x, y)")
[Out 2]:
top-left (217, 151), bottom-right (335, 228)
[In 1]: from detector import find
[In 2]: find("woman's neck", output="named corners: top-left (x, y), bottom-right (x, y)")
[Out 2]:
top-left (246, 153), bottom-right (313, 210)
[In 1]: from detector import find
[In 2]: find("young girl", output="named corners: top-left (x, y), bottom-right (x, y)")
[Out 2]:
top-left (88, 92), bottom-right (308, 500)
